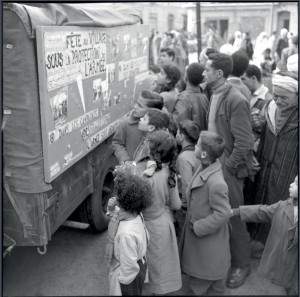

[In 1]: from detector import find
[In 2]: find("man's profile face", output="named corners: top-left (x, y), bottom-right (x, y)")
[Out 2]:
top-left (241, 74), bottom-right (255, 93)
top-left (159, 52), bottom-right (173, 65)
top-left (203, 60), bottom-right (219, 86)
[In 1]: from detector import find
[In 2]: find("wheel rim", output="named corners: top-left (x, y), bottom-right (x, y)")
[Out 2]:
top-left (101, 170), bottom-right (114, 213)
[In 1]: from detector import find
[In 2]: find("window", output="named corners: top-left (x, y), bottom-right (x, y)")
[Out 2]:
top-left (168, 14), bottom-right (174, 31)
top-left (283, 19), bottom-right (290, 31)
top-left (182, 14), bottom-right (187, 31)
top-left (278, 11), bottom-right (291, 31)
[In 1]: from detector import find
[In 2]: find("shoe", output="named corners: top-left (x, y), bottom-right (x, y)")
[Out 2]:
top-left (226, 265), bottom-right (251, 289)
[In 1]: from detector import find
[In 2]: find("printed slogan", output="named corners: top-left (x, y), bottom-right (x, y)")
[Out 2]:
top-left (45, 30), bottom-right (107, 91)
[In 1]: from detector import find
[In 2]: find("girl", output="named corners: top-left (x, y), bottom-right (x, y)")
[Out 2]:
top-left (105, 163), bottom-right (152, 296)
top-left (142, 130), bottom-right (182, 294)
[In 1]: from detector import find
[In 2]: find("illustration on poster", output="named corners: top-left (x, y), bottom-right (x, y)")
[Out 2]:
top-left (143, 37), bottom-right (148, 54)
top-left (50, 87), bottom-right (68, 127)
top-left (114, 92), bottom-right (122, 105)
top-left (102, 89), bottom-right (112, 112)
top-left (77, 75), bottom-right (86, 113)
top-left (131, 38), bottom-right (137, 58)
top-left (93, 78), bottom-right (102, 103)
top-left (124, 34), bottom-right (131, 52)
top-left (107, 63), bottom-right (116, 84)
top-left (111, 34), bottom-right (120, 58)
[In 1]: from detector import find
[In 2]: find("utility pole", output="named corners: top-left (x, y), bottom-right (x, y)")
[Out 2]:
top-left (196, 2), bottom-right (202, 60)
top-left (270, 2), bottom-right (274, 35)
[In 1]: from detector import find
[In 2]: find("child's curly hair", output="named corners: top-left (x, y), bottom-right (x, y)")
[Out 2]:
top-left (147, 130), bottom-right (177, 188)
top-left (113, 163), bottom-right (153, 214)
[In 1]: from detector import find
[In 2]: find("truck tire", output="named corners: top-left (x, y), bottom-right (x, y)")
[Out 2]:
top-left (80, 154), bottom-right (118, 232)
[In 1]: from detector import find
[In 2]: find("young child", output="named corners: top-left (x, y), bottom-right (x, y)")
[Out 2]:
top-left (172, 63), bottom-right (209, 132)
top-left (175, 120), bottom-right (201, 238)
top-left (141, 130), bottom-right (182, 295)
top-left (179, 130), bottom-right (231, 296)
top-left (105, 163), bottom-right (153, 296)
top-left (112, 90), bottom-right (164, 164)
top-left (231, 175), bottom-right (298, 296)
top-left (133, 108), bottom-right (170, 172)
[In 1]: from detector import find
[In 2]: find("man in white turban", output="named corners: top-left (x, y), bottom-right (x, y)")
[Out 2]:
top-left (252, 71), bottom-right (298, 248)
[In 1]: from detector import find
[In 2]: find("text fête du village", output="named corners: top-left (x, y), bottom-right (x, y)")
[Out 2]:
top-left (46, 31), bottom-right (107, 77)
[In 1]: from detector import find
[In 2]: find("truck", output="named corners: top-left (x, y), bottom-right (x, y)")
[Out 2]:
top-left (3, 3), bottom-right (150, 254)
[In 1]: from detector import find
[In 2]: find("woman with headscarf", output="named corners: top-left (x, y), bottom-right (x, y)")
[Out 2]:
top-left (252, 71), bottom-right (298, 244)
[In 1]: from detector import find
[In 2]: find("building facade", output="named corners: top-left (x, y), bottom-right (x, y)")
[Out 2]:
top-left (125, 2), bottom-right (297, 40)
top-left (187, 2), bottom-right (298, 41)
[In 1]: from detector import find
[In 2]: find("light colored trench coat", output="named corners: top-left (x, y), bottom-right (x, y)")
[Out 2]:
top-left (179, 160), bottom-right (231, 280)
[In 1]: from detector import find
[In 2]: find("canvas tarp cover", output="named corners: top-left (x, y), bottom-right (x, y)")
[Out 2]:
top-left (3, 3), bottom-right (142, 193)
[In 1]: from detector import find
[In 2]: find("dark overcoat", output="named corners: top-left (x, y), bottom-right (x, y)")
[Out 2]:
top-left (255, 100), bottom-right (298, 206)
top-left (211, 83), bottom-right (254, 178)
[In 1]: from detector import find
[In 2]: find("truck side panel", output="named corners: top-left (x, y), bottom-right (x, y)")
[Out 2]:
top-left (3, 8), bottom-right (52, 194)
top-left (3, 191), bottom-right (45, 246)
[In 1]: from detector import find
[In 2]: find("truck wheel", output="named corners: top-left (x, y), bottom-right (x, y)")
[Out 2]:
top-left (80, 154), bottom-right (118, 232)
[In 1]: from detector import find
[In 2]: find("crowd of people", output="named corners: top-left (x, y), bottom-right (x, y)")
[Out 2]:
top-left (218, 29), bottom-right (298, 86)
top-left (105, 26), bottom-right (298, 296)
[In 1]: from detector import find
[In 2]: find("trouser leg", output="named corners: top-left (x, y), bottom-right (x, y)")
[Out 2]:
top-left (120, 258), bottom-right (147, 295)
top-left (189, 276), bottom-right (212, 296)
top-left (223, 172), bottom-right (251, 268)
top-left (175, 208), bottom-right (186, 240)
top-left (207, 278), bottom-right (226, 296)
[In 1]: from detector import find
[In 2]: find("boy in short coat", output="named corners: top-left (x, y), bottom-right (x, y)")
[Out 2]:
top-left (179, 130), bottom-right (231, 295)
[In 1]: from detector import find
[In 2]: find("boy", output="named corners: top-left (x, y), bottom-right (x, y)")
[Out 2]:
top-left (179, 130), bottom-right (231, 295)
top-left (231, 175), bottom-right (298, 296)
top-left (175, 120), bottom-right (201, 238)
top-left (155, 64), bottom-right (181, 113)
top-left (133, 108), bottom-right (170, 172)
top-left (112, 90), bottom-right (163, 164)
top-left (173, 63), bottom-right (209, 131)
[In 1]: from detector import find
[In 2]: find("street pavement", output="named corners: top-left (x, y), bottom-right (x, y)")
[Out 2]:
top-left (3, 225), bottom-right (285, 296)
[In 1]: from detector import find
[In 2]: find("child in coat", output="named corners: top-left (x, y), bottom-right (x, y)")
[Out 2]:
top-left (175, 120), bottom-right (201, 238)
top-left (105, 163), bottom-right (153, 296)
top-left (141, 129), bottom-right (182, 295)
top-left (231, 175), bottom-right (298, 296)
top-left (112, 90), bottom-right (164, 164)
top-left (179, 130), bottom-right (231, 296)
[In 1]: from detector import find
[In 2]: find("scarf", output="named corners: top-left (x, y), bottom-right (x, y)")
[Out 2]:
top-left (104, 209), bottom-right (135, 267)
top-left (275, 106), bottom-right (297, 133)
